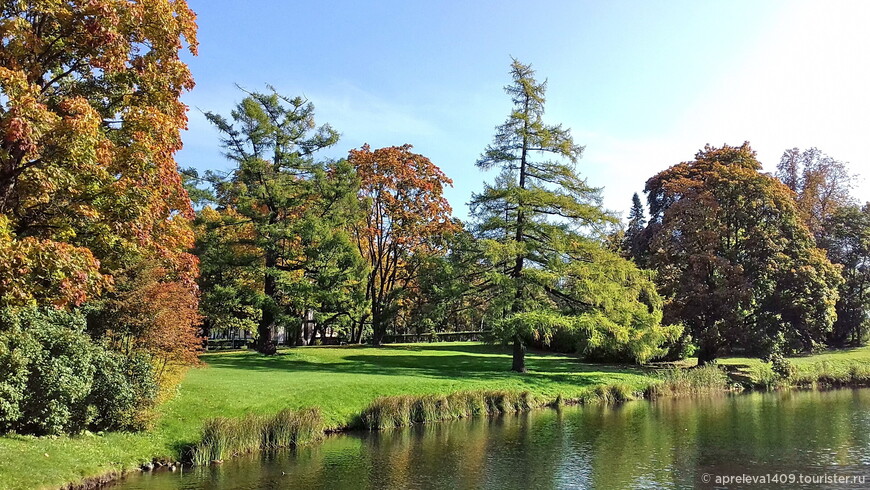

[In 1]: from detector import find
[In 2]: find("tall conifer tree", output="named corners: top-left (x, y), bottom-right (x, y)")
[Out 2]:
top-left (472, 60), bottom-right (675, 371)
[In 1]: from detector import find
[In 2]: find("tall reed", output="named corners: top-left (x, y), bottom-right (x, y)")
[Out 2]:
top-left (646, 365), bottom-right (730, 397)
top-left (189, 408), bottom-right (323, 465)
top-left (359, 390), bottom-right (540, 430)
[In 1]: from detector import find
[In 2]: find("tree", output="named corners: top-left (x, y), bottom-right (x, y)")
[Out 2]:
top-left (643, 143), bottom-right (842, 364)
top-left (472, 59), bottom-right (677, 372)
top-left (776, 147), bottom-right (855, 239)
top-left (622, 192), bottom-right (647, 264)
top-left (203, 88), bottom-right (365, 353)
top-left (401, 225), bottom-right (491, 336)
top-left (348, 144), bottom-right (457, 345)
top-left (821, 204), bottom-right (870, 346)
top-left (0, 1), bottom-right (199, 307)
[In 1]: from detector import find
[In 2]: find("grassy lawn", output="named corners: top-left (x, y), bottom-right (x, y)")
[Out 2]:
top-left (717, 344), bottom-right (870, 377)
top-left (0, 342), bottom-right (653, 490)
top-left (6, 342), bottom-right (870, 489)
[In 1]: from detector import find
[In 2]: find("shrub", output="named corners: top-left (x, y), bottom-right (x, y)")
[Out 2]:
top-left (0, 307), bottom-right (158, 436)
top-left (88, 349), bottom-right (158, 431)
top-left (750, 364), bottom-right (779, 390)
top-left (767, 353), bottom-right (796, 380)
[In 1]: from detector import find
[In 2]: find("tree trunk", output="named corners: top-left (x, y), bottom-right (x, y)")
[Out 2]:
top-left (257, 252), bottom-right (278, 355)
top-left (507, 94), bottom-right (530, 374)
top-left (371, 316), bottom-right (385, 346)
top-left (511, 334), bottom-right (526, 373)
top-left (696, 340), bottom-right (718, 366)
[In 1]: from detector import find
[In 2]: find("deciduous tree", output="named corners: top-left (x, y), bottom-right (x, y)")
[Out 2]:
top-left (0, 0), bottom-right (199, 307)
top-left (348, 144), bottom-right (456, 345)
top-left (643, 143), bottom-right (842, 364)
top-left (776, 147), bottom-right (855, 239)
top-left (821, 204), bottom-right (870, 346)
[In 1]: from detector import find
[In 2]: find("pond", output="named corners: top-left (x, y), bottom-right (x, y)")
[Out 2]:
top-left (117, 389), bottom-right (870, 489)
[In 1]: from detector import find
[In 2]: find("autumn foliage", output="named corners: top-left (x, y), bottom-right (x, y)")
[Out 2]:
top-left (0, 1), bottom-right (202, 435)
top-left (642, 143), bottom-right (842, 363)
top-left (0, 0), bottom-right (199, 307)
top-left (349, 144), bottom-right (457, 345)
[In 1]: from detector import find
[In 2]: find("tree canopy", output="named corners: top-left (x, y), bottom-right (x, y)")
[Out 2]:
top-left (348, 144), bottom-right (457, 345)
top-left (201, 88), bottom-right (365, 353)
top-left (642, 143), bottom-right (842, 363)
top-left (0, 0), bottom-right (199, 307)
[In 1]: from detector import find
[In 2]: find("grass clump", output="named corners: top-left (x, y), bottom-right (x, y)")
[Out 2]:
top-left (359, 390), bottom-right (540, 430)
top-left (749, 363), bottom-right (781, 391)
top-left (576, 383), bottom-right (640, 404)
top-left (189, 408), bottom-right (322, 465)
top-left (647, 365), bottom-right (729, 397)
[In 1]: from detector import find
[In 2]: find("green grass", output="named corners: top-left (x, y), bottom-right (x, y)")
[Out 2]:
top-left (718, 344), bottom-right (870, 370)
top-left (7, 342), bottom-right (870, 489)
top-left (0, 342), bottom-right (651, 490)
top-left (717, 344), bottom-right (870, 387)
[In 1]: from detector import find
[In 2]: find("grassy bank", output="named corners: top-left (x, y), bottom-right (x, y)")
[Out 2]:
top-left (717, 346), bottom-right (870, 389)
top-left (0, 342), bottom-right (652, 490)
top-left (4, 342), bottom-right (870, 489)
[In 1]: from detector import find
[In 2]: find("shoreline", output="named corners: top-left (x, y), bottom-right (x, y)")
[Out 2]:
top-left (65, 372), bottom-right (870, 490)
top-left (6, 342), bottom-right (869, 490)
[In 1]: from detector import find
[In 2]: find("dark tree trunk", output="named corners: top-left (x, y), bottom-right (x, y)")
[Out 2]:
top-left (696, 340), bottom-right (718, 366)
top-left (371, 316), bottom-right (385, 346)
top-left (511, 334), bottom-right (526, 373)
top-left (257, 252), bottom-right (278, 355)
top-left (507, 95), bottom-right (530, 374)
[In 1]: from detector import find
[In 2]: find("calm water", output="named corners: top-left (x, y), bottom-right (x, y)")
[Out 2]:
top-left (119, 389), bottom-right (870, 489)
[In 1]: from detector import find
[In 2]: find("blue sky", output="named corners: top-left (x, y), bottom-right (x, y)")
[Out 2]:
top-left (178, 0), bottom-right (870, 220)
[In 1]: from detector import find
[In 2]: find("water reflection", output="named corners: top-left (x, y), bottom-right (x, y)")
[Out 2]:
top-left (119, 389), bottom-right (870, 489)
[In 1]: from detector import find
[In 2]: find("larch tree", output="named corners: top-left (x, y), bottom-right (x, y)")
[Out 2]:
top-left (643, 143), bottom-right (842, 364)
top-left (472, 59), bottom-right (677, 372)
top-left (203, 88), bottom-right (366, 353)
top-left (348, 144), bottom-right (456, 346)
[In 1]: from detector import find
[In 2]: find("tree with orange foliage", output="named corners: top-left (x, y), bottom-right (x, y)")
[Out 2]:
top-left (348, 145), bottom-right (457, 345)
top-left (0, 1), bottom-right (199, 307)
top-left (0, 1), bottom-right (201, 435)
top-left (88, 264), bottom-right (202, 382)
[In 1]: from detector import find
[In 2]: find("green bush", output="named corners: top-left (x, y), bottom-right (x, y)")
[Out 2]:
top-left (0, 307), bottom-right (158, 436)
top-left (767, 353), bottom-right (796, 380)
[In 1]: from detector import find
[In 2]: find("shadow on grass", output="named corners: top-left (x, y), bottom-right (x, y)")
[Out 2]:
top-left (201, 343), bottom-right (647, 390)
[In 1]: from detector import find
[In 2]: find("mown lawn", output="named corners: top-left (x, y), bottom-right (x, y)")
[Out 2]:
top-left (0, 342), bottom-right (652, 490)
top-left (718, 344), bottom-right (870, 377)
top-left (7, 342), bottom-right (870, 489)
